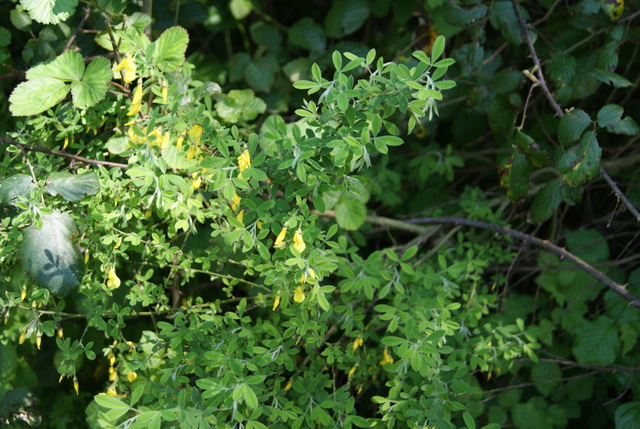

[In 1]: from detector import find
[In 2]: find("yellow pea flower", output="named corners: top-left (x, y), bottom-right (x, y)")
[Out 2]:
top-left (161, 84), bottom-right (168, 103)
top-left (379, 347), bottom-right (394, 365)
top-left (36, 334), bottom-right (42, 349)
top-left (272, 292), bottom-right (281, 311)
top-left (19, 332), bottom-right (26, 344)
top-left (352, 337), bottom-right (364, 352)
top-left (106, 267), bottom-right (121, 289)
top-left (274, 226), bottom-right (287, 249)
top-left (284, 378), bottom-right (293, 391)
top-left (73, 377), bottom-right (79, 394)
top-left (114, 54), bottom-right (137, 83)
top-left (57, 327), bottom-right (64, 339)
top-left (347, 365), bottom-right (357, 379)
top-left (293, 229), bottom-right (306, 253)
top-left (293, 286), bottom-right (305, 303)
top-left (127, 371), bottom-right (138, 382)
top-left (21, 286), bottom-right (26, 301)
top-left (231, 195), bottom-right (241, 211)
top-left (84, 250), bottom-right (89, 264)
top-left (126, 84), bottom-right (143, 116)
top-left (106, 387), bottom-right (118, 396)
top-left (192, 172), bottom-right (202, 189)
top-left (238, 149), bottom-right (251, 172)
top-left (188, 124), bottom-right (203, 143)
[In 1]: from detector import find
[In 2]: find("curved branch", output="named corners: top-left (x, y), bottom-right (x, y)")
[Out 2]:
top-left (1, 136), bottom-right (127, 169)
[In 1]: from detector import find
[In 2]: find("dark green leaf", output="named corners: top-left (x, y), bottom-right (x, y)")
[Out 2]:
top-left (250, 22), bottom-right (282, 49)
top-left (288, 18), bottom-right (326, 51)
top-left (515, 131), bottom-right (550, 167)
top-left (546, 53), bottom-right (576, 84)
top-left (572, 316), bottom-right (619, 364)
top-left (21, 211), bottom-right (84, 296)
top-left (589, 69), bottom-right (632, 88)
top-left (565, 228), bottom-right (609, 263)
top-left (597, 104), bottom-right (640, 135)
top-left (558, 131), bottom-right (601, 186)
top-left (441, 2), bottom-right (487, 27)
top-left (500, 146), bottom-right (531, 201)
top-left (324, 0), bottom-right (369, 38)
top-left (529, 179), bottom-right (582, 223)
top-left (615, 402), bottom-right (640, 429)
top-left (245, 59), bottom-right (274, 93)
top-left (558, 109), bottom-right (591, 146)
top-left (45, 171), bottom-right (100, 202)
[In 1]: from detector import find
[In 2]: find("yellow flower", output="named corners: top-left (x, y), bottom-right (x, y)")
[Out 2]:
top-left (127, 84), bottom-right (143, 116)
top-left (274, 226), bottom-right (287, 249)
top-left (21, 286), bottom-right (26, 301)
top-left (73, 377), bottom-right (79, 394)
top-left (114, 54), bottom-right (137, 83)
top-left (272, 292), bottom-right (281, 311)
top-left (284, 378), bottom-right (293, 391)
top-left (188, 124), bottom-right (203, 143)
top-left (379, 347), bottom-right (394, 365)
top-left (106, 267), bottom-right (121, 289)
top-left (192, 172), bottom-right (202, 189)
top-left (109, 366), bottom-right (117, 381)
top-left (352, 337), bottom-right (364, 352)
top-left (308, 268), bottom-right (316, 279)
top-left (231, 195), bottom-right (241, 211)
top-left (293, 229), bottom-right (306, 253)
top-left (106, 387), bottom-right (118, 396)
top-left (36, 334), bottom-right (41, 349)
top-left (161, 85), bottom-right (168, 103)
top-left (19, 332), bottom-right (26, 344)
top-left (236, 210), bottom-right (245, 227)
top-left (238, 149), bottom-right (251, 172)
top-left (356, 384), bottom-right (364, 395)
top-left (176, 135), bottom-right (184, 151)
top-left (127, 371), bottom-right (138, 382)
top-left (347, 365), bottom-right (357, 379)
top-left (84, 250), bottom-right (89, 264)
top-left (57, 327), bottom-right (64, 339)
top-left (293, 286), bottom-right (305, 303)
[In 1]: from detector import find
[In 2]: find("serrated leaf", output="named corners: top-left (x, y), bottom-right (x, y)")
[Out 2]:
top-left (21, 211), bottom-right (84, 295)
top-left (335, 198), bottom-right (366, 230)
top-left (324, 0), bottom-right (369, 38)
top-left (572, 316), bottom-right (619, 364)
top-left (546, 53), bottom-right (576, 84)
top-left (597, 104), bottom-right (640, 135)
top-left (515, 131), bottom-right (550, 167)
top-left (250, 22), bottom-right (282, 49)
top-left (565, 228), bottom-right (609, 263)
top-left (9, 78), bottom-right (70, 116)
top-left (45, 171), bottom-right (99, 202)
top-left (615, 402), bottom-right (640, 429)
top-left (589, 69), bottom-right (632, 88)
top-left (499, 146), bottom-right (531, 201)
top-left (558, 109), bottom-right (591, 145)
top-left (529, 179), bottom-right (582, 223)
top-left (0, 174), bottom-right (36, 207)
top-left (216, 89), bottom-right (266, 124)
top-left (530, 362), bottom-right (561, 396)
top-left (229, 0), bottom-right (253, 20)
top-left (154, 27), bottom-right (189, 72)
top-left (21, 0), bottom-right (78, 24)
top-left (71, 57), bottom-right (111, 108)
top-left (27, 50), bottom-right (84, 81)
top-left (558, 131), bottom-right (601, 186)
top-left (288, 18), bottom-right (326, 51)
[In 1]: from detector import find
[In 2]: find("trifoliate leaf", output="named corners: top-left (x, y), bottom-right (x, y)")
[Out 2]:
top-left (70, 56), bottom-right (111, 108)
top-left (597, 104), bottom-right (640, 135)
top-left (21, 211), bottom-right (84, 295)
top-left (335, 198), bottom-right (366, 230)
top-left (558, 109), bottom-right (591, 146)
top-left (154, 26), bottom-right (189, 72)
top-left (20, 0), bottom-right (78, 24)
top-left (558, 131), bottom-right (601, 186)
top-left (45, 171), bottom-right (100, 202)
top-left (0, 174), bottom-right (36, 207)
top-left (9, 78), bottom-right (70, 116)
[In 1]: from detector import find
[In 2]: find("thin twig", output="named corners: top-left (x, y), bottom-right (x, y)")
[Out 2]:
top-left (64, 7), bottom-right (91, 52)
top-left (600, 168), bottom-right (640, 221)
top-left (1, 137), bottom-right (127, 169)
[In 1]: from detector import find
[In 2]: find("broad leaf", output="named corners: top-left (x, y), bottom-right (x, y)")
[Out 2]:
top-left (9, 78), bottom-right (70, 116)
top-left (229, 0), bottom-right (253, 20)
top-left (215, 89), bottom-right (266, 123)
top-left (27, 50), bottom-right (84, 81)
top-left (71, 57), bottom-right (111, 108)
top-left (154, 26), bottom-right (189, 72)
top-left (558, 109), bottom-right (591, 146)
top-left (441, 2), bottom-right (487, 27)
top-left (558, 131), bottom-right (601, 186)
top-left (45, 171), bottom-right (100, 202)
top-left (499, 146), bottom-right (531, 201)
top-left (288, 18), bottom-right (326, 51)
top-left (589, 69), bottom-right (632, 88)
top-left (245, 58), bottom-right (274, 93)
top-left (515, 131), bottom-right (550, 167)
top-left (546, 53), bottom-right (576, 84)
top-left (597, 104), bottom-right (640, 135)
top-left (615, 402), bottom-right (640, 429)
top-left (94, 393), bottom-right (130, 409)
top-left (0, 174), bottom-right (36, 207)
top-left (565, 228), bottom-right (609, 263)
top-left (529, 179), bottom-right (582, 223)
top-left (324, 0), bottom-right (370, 38)
top-left (21, 211), bottom-right (84, 295)
top-left (21, 0), bottom-right (78, 24)
top-left (335, 198), bottom-right (366, 230)
top-left (572, 316), bottom-right (619, 364)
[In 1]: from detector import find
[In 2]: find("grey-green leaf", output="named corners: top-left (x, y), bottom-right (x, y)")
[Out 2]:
top-left (0, 174), bottom-right (36, 207)
top-left (45, 171), bottom-right (100, 202)
top-left (21, 211), bottom-right (84, 295)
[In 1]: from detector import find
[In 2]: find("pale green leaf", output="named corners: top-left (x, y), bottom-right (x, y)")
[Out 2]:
top-left (27, 50), bottom-right (84, 81)
top-left (21, 0), bottom-right (78, 24)
top-left (154, 26), bottom-right (189, 72)
top-left (0, 174), bottom-right (36, 207)
top-left (229, 0), bottom-right (253, 20)
top-left (9, 78), bottom-right (70, 116)
top-left (335, 198), bottom-right (366, 230)
top-left (216, 89), bottom-right (266, 124)
top-left (71, 56), bottom-right (111, 108)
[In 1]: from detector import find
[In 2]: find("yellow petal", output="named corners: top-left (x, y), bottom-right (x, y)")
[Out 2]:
top-left (73, 378), bottom-right (79, 394)
top-left (272, 293), bottom-right (281, 311)
top-left (293, 229), bottom-right (306, 253)
top-left (126, 85), bottom-right (143, 116)
top-left (19, 332), bottom-right (26, 344)
top-left (36, 335), bottom-right (41, 349)
top-left (293, 286), bottom-right (305, 303)
top-left (106, 387), bottom-right (118, 396)
top-left (107, 267), bottom-right (121, 289)
top-left (161, 85), bottom-right (168, 103)
top-left (347, 365), bottom-right (357, 379)
top-left (284, 378), bottom-right (293, 391)
top-left (238, 149), bottom-right (251, 172)
top-left (127, 371), bottom-right (138, 383)
top-left (274, 226), bottom-right (287, 249)
top-left (352, 337), bottom-right (363, 352)
top-left (231, 195), bottom-right (241, 211)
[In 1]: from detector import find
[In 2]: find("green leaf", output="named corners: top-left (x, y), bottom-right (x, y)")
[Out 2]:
top-left (558, 131), bottom-right (601, 186)
top-left (154, 27), bottom-right (189, 72)
top-left (0, 174), bottom-right (36, 207)
top-left (515, 131), bottom-right (550, 167)
top-left (243, 384), bottom-right (259, 409)
top-left (324, 0), bottom-right (370, 38)
top-left (441, 2), bottom-right (487, 27)
top-left (431, 35), bottom-right (445, 62)
top-left (21, 211), bottom-right (84, 296)
top-left (9, 78), bottom-right (70, 116)
top-left (335, 198), bottom-right (366, 230)
top-left (500, 145), bottom-right (531, 201)
top-left (546, 53), bottom-right (576, 84)
top-left (615, 402), bottom-right (640, 429)
top-left (597, 104), bottom-right (640, 135)
top-left (463, 412), bottom-right (476, 429)
top-left (229, 0), bottom-right (253, 19)
top-left (381, 336), bottom-right (405, 346)
top-left (572, 316), bottom-right (619, 364)
top-left (245, 59), bottom-right (274, 93)
top-left (27, 50), bottom-right (84, 81)
top-left (21, 0), bottom-right (78, 24)
top-left (565, 228), bottom-right (609, 263)
top-left (250, 22), bottom-right (282, 49)
top-left (216, 89), bottom-right (267, 124)
top-left (95, 393), bottom-right (130, 409)
top-left (489, 1), bottom-right (529, 45)
top-left (288, 18), bottom-right (326, 51)
top-left (589, 69), bottom-right (632, 88)
top-left (45, 171), bottom-right (100, 202)
top-left (71, 56), bottom-right (111, 108)
top-left (529, 179), bottom-right (582, 223)
top-left (558, 109), bottom-right (591, 146)
top-left (530, 362), bottom-right (561, 395)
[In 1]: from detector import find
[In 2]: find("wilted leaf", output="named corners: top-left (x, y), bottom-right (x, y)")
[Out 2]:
top-left (21, 211), bottom-right (84, 295)
top-left (558, 131), bottom-right (601, 186)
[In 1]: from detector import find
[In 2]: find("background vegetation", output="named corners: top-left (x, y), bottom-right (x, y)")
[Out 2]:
top-left (1, 0), bottom-right (640, 428)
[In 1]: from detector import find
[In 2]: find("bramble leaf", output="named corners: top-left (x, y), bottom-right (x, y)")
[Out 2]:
top-left (558, 109), bottom-right (591, 146)
top-left (558, 131), bottom-right (601, 186)
top-left (335, 198), bottom-right (366, 230)
top-left (572, 316), bottom-right (619, 364)
top-left (154, 26), bottom-right (189, 72)
top-left (9, 78), bottom-right (70, 116)
top-left (288, 18), bottom-right (326, 51)
top-left (71, 57), bottom-right (111, 108)
top-left (21, 211), bottom-right (84, 296)
top-left (324, 0), bottom-right (369, 38)
top-left (45, 171), bottom-right (100, 202)
top-left (21, 0), bottom-right (78, 24)
top-left (499, 146), bottom-right (531, 201)
top-left (0, 174), bottom-right (36, 207)
top-left (216, 89), bottom-right (267, 123)
top-left (597, 104), bottom-right (640, 135)
top-left (27, 50), bottom-right (84, 81)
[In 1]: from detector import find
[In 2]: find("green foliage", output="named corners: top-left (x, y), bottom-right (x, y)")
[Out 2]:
top-left (1, 1), bottom-right (640, 428)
